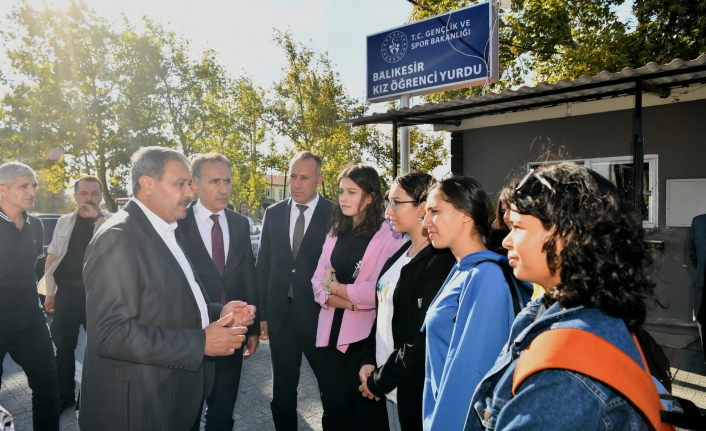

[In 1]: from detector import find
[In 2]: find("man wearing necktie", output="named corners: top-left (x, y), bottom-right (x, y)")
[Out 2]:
top-left (80, 147), bottom-right (253, 431)
top-left (257, 151), bottom-right (334, 430)
top-left (176, 153), bottom-right (259, 431)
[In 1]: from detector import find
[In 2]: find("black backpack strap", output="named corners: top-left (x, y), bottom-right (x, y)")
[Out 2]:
top-left (662, 397), bottom-right (706, 430)
top-left (472, 259), bottom-right (522, 317)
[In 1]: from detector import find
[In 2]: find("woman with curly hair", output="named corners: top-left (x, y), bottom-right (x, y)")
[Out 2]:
top-left (312, 164), bottom-right (403, 431)
top-left (421, 176), bottom-right (532, 431)
top-left (465, 162), bottom-right (656, 430)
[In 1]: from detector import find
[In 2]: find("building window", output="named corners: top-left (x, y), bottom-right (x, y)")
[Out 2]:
top-left (266, 189), bottom-right (271, 198)
top-left (279, 190), bottom-right (283, 200)
top-left (529, 155), bottom-right (658, 228)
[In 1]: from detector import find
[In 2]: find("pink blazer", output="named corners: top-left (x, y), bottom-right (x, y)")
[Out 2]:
top-left (312, 221), bottom-right (403, 352)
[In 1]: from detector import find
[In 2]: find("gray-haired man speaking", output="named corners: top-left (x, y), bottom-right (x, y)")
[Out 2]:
top-left (79, 147), bottom-right (255, 431)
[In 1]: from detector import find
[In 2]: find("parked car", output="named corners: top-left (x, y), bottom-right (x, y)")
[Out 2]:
top-left (116, 197), bottom-right (130, 210)
top-left (251, 230), bottom-right (261, 260)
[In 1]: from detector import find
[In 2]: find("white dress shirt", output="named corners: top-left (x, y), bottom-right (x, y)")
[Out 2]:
top-left (245, 216), bottom-right (257, 234)
top-left (134, 198), bottom-right (210, 329)
top-left (288, 193), bottom-right (320, 247)
top-left (193, 200), bottom-right (230, 261)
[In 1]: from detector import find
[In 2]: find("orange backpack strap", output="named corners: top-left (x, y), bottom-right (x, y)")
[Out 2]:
top-left (512, 328), bottom-right (666, 431)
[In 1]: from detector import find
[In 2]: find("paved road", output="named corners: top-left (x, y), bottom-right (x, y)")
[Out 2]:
top-left (2, 319), bottom-right (705, 430)
top-left (0, 320), bottom-right (323, 431)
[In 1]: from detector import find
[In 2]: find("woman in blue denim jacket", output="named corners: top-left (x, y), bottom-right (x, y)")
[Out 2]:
top-left (465, 163), bottom-right (655, 431)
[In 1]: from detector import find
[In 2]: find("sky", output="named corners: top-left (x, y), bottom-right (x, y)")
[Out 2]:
top-left (0, 0), bottom-right (414, 112)
top-left (0, 0), bottom-right (635, 179)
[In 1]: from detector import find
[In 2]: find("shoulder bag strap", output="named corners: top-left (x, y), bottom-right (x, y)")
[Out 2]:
top-left (512, 327), bottom-right (666, 431)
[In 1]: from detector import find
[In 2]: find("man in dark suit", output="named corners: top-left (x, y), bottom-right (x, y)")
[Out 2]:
top-left (688, 213), bottom-right (706, 364)
top-left (176, 153), bottom-right (259, 431)
top-left (257, 151), bottom-right (334, 430)
top-left (80, 147), bottom-right (255, 431)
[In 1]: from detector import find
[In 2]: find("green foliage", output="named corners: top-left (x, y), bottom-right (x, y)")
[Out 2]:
top-left (269, 30), bottom-right (448, 199)
top-left (0, 0), bottom-right (272, 211)
top-left (633, 0), bottom-right (706, 65)
top-left (0, 2), bottom-right (450, 212)
top-left (409, 0), bottom-right (706, 102)
top-left (225, 76), bottom-right (269, 211)
top-left (1, 0), bottom-right (128, 210)
top-left (270, 30), bottom-right (367, 199)
top-left (365, 124), bottom-right (449, 188)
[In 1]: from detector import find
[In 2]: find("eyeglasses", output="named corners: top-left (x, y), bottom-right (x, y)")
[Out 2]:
top-left (516, 169), bottom-right (554, 192)
top-left (386, 199), bottom-right (417, 211)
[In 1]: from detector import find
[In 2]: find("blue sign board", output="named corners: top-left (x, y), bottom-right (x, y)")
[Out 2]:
top-left (366, 2), bottom-right (498, 103)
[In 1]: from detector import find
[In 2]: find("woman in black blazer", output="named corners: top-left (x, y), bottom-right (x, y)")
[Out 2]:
top-left (358, 172), bottom-right (455, 431)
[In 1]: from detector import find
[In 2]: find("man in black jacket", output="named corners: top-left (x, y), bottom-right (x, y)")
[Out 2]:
top-left (256, 151), bottom-right (334, 430)
top-left (176, 153), bottom-right (259, 431)
top-left (0, 162), bottom-right (59, 431)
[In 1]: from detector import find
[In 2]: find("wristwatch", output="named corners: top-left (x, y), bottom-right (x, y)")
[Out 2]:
top-left (324, 279), bottom-right (333, 295)
top-left (92, 213), bottom-right (104, 223)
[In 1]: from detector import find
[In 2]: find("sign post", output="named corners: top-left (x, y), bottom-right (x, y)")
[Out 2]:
top-left (400, 94), bottom-right (411, 174)
top-left (367, 1), bottom-right (499, 175)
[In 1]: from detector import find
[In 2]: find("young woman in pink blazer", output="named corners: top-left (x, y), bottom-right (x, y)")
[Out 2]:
top-left (312, 164), bottom-right (403, 431)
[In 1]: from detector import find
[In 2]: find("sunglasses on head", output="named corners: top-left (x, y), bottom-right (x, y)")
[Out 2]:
top-left (516, 169), bottom-right (555, 192)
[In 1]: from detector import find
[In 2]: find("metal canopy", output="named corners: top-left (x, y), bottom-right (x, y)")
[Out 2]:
top-left (348, 55), bottom-right (706, 222)
top-left (344, 55), bottom-right (706, 128)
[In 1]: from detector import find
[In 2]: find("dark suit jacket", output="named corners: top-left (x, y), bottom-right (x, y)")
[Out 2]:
top-left (688, 213), bottom-right (706, 323)
top-left (256, 195), bottom-right (334, 337)
top-left (80, 200), bottom-right (221, 431)
top-left (176, 205), bottom-right (259, 336)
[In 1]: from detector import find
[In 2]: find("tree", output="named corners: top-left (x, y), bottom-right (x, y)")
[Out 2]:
top-left (408, 0), bottom-right (706, 102)
top-left (270, 30), bottom-right (448, 198)
top-left (633, 0), bottom-right (706, 65)
top-left (132, 19), bottom-right (232, 157)
top-left (0, 1), bottom-right (246, 210)
top-left (364, 124), bottom-right (449, 188)
top-left (224, 76), bottom-right (268, 210)
top-left (270, 30), bottom-right (366, 199)
top-left (261, 139), bottom-right (293, 200)
top-left (1, 0), bottom-right (131, 210)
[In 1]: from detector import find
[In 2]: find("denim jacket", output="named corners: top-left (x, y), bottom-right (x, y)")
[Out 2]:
top-left (464, 299), bottom-right (649, 431)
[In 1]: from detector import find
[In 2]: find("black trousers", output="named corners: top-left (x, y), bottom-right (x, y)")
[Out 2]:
top-left (203, 347), bottom-right (244, 431)
top-left (49, 282), bottom-right (86, 404)
top-left (269, 303), bottom-right (326, 430)
top-left (319, 340), bottom-right (389, 431)
top-left (0, 320), bottom-right (59, 431)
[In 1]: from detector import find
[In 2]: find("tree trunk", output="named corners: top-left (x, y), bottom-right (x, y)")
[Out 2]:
top-left (96, 160), bottom-right (117, 212)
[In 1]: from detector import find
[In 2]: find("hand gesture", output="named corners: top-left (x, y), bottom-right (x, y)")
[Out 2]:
top-left (78, 202), bottom-right (99, 219)
top-left (204, 312), bottom-right (247, 356)
top-left (221, 301), bottom-right (256, 327)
